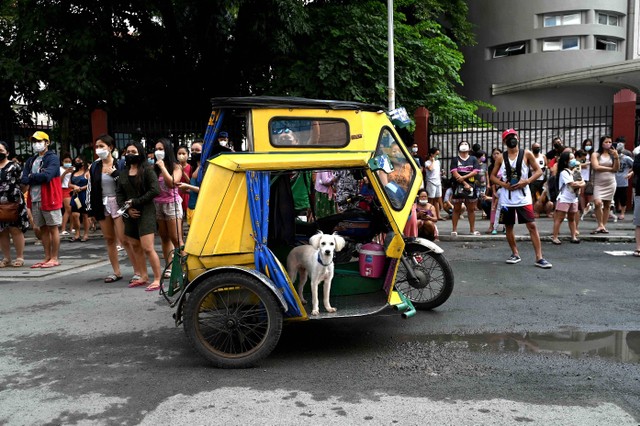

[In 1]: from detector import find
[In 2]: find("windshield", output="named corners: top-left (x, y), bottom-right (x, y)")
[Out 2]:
top-left (374, 128), bottom-right (415, 210)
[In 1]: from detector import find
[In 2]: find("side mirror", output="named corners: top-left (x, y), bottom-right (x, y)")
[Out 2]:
top-left (368, 154), bottom-right (394, 174)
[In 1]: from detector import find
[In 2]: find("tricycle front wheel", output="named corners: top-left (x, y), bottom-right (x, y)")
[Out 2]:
top-left (395, 243), bottom-right (454, 310)
top-left (183, 272), bottom-right (283, 368)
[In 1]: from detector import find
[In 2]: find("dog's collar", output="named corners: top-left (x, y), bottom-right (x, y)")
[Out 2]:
top-left (317, 252), bottom-right (334, 267)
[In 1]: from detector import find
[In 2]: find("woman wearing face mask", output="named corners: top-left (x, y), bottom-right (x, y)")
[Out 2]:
top-left (0, 141), bottom-right (29, 268)
top-left (425, 147), bottom-right (444, 220)
top-left (59, 154), bottom-right (74, 236)
top-left (415, 189), bottom-right (439, 241)
top-left (529, 143), bottom-right (547, 207)
top-left (86, 134), bottom-right (137, 283)
top-left (590, 135), bottom-right (619, 234)
top-left (176, 145), bottom-right (191, 231)
top-left (117, 141), bottom-right (162, 291)
top-left (176, 141), bottom-right (202, 226)
top-left (153, 138), bottom-right (183, 276)
top-left (551, 152), bottom-right (584, 244)
top-left (449, 140), bottom-right (480, 236)
top-left (68, 157), bottom-right (90, 242)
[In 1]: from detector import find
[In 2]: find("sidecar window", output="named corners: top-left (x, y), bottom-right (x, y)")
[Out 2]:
top-left (374, 128), bottom-right (415, 210)
top-left (269, 118), bottom-right (349, 147)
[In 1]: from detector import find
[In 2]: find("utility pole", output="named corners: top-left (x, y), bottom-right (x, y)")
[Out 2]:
top-left (388, 0), bottom-right (395, 111)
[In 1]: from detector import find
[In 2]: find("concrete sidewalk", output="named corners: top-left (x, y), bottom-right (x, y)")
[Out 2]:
top-left (435, 211), bottom-right (636, 243)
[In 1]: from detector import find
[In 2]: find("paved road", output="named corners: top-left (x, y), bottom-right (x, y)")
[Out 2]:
top-left (0, 217), bottom-right (638, 425)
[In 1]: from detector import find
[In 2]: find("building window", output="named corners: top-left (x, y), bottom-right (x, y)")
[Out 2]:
top-left (542, 37), bottom-right (580, 51)
top-left (544, 13), bottom-right (581, 27)
top-left (596, 37), bottom-right (618, 51)
top-left (493, 42), bottom-right (526, 58)
top-left (597, 12), bottom-right (620, 26)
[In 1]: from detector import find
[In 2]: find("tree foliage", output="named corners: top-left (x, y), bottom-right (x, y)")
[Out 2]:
top-left (0, 0), bottom-right (480, 150)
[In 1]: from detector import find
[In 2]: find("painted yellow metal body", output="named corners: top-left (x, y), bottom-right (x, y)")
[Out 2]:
top-left (184, 103), bottom-right (423, 319)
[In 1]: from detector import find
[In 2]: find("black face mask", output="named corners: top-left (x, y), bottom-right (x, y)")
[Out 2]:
top-left (74, 162), bottom-right (83, 170)
top-left (125, 154), bottom-right (143, 166)
top-left (532, 147), bottom-right (541, 155)
top-left (0, 153), bottom-right (6, 161)
top-left (190, 152), bottom-right (201, 163)
top-left (505, 136), bottom-right (518, 149)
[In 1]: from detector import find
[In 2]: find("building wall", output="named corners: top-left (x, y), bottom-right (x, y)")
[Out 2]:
top-left (460, 0), bottom-right (635, 111)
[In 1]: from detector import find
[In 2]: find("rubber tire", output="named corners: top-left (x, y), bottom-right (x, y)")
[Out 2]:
top-left (395, 243), bottom-right (454, 310)
top-left (183, 272), bottom-right (283, 368)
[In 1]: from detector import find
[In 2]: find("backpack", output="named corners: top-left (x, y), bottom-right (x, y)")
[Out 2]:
top-left (547, 173), bottom-right (559, 203)
top-left (502, 149), bottom-right (525, 199)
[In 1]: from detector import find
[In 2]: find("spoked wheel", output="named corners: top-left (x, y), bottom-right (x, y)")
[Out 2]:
top-left (394, 243), bottom-right (454, 310)
top-left (183, 272), bottom-right (283, 368)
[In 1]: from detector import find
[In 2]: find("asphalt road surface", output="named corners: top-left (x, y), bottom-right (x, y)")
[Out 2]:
top-left (0, 235), bottom-right (638, 425)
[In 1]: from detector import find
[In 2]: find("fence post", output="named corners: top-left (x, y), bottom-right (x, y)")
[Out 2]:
top-left (613, 89), bottom-right (636, 150)
top-left (414, 107), bottom-right (429, 157)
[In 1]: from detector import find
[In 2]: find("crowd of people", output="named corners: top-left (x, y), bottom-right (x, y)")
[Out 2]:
top-left (0, 131), bottom-right (206, 291)
top-left (1, 128), bottom-right (639, 281)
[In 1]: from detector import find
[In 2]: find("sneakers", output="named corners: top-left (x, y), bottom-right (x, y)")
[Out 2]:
top-left (60, 230), bottom-right (70, 236)
top-left (535, 258), bottom-right (553, 269)
top-left (506, 254), bottom-right (521, 264)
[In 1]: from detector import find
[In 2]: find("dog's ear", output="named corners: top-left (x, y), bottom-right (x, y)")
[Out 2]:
top-left (309, 232), bottom-right (323, 249)
top-left (332, 232), bottom-right (346, 252)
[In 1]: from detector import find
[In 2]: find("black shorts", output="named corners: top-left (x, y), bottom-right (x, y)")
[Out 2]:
top-left (498, 205), bottom-right (535, 225)
top-left (614, 187), bottom-right (628, 207)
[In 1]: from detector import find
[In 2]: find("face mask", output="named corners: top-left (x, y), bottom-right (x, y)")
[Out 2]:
top-left (147, 158), bottom-right (155, 165)
top-left (63, 162), bottom-right (72, 168)
top-left (0, 153), bottom-right (6, 161)
top-left (96, 148), bottom-right (110, 160)
top-left (554, 143), bottom-right (563, 151)
top-left (74, 163), bottom-right (83, 169)
top-left (585, 145), bottom-right (592, 151)
top-left (505, 137), bottom-right (518, 149)
top-left (411, 148), bottom-right (418, 154)
top-left (568, 159), bottom-right (578, 168)
top-left (532, 147), bottom-right (541, 155)
top-left (125, 154), bottom-right (143, 166)
top-left (33, 142), bottom-right (46, 153)
top-left (418, 199), bottom-right (428, 205)
top-left (190, 152), bottom-right (201, 163)
top-left (178, 154), bottom-right (187, 161)
top-left (602, 143), bottom-right (612, 149)
top-left (459, 144), bottom-right (469, 153)
top-left (480, 157), bottom-right (486, 163)
top-left (434, 155), bottom-right (439, 160)
top-left (154, 150), bottom-right (165, 161)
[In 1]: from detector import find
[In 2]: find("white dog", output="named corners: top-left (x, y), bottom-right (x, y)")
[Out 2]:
top-left (286, 231), bottom-right (346, 316)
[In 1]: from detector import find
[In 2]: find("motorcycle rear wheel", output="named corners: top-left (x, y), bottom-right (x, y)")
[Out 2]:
top-left (395, 243), bottom-right (454, 310)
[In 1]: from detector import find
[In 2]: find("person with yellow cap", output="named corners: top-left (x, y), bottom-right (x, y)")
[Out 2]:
top-left (20, 131), bottom-right (63, 268)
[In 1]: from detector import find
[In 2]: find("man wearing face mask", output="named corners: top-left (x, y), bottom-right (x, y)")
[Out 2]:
top-left (529, 142), bottom-right (547, 207)
top-left (490, 129), bottom-right (552, 269)
top-left (20, 131), bottom-right (63, 268)
top-left (449, 140), bottom-right (481, 236)
top-left (217, 131), bottom-right (234, 152)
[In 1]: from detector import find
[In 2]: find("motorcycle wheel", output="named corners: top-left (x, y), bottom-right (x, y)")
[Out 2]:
top-left (395, 243), bottom-right (454, 310)
top-left (183, 272), bottom-right (283, 368)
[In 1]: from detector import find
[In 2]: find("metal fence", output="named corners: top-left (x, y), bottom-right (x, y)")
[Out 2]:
top-left (428, 106), bottom-right (613, 178)
top-left (0, 119), bottom-right (56, 159)
top-left (109, 118), bottom-right (207, 153)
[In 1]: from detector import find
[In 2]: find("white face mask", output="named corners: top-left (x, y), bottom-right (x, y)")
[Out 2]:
top-left (459, 144), bottom-right (470, 153)
top-left (154, 150), bottom-right (165, 161)
top-left (585, 145), bottom-right (592, 151)
top-left (96, 148), bottom-right (110, 160)
top-left (418, 199), bottom-right (428, 205)
top-left (33, 142), bottom-right (46, 153)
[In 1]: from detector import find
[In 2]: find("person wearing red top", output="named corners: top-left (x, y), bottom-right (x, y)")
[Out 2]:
top-left (20, 131), bottom-right (63, 268)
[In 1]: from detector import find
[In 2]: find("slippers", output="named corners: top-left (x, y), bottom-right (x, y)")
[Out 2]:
top-left (80, 236), bottom-right (89, 242)
top-left (30, 261), bottom-right (47, 269)
top-left (12, 258), bottom-right (24, 267)
top-left (40, 261), bottom-right (60, 269)
top-left (633, 250), bottom-right (640, 258)
top-left (551, 238), bottom-right (562, 245)
top-left (129, 274), bottom-right (141, 283)
top-left (471, 231), bottom-right (481, 236)
top-left (0, 258), bottom-right (9, 268)
top-left (145, 283), bottom-right (161, 292)
top-left (104, 274), bottom-right (123, 283)
top-left (590, 228), bottom-right (609, 234)
top-left (570, 238), bottom-right (581, 244)
top-left (128, 280), bottom-right (148, 288)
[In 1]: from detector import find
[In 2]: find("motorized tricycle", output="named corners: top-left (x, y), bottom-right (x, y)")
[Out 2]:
top-left (162, 97), bottom-right (454, 368)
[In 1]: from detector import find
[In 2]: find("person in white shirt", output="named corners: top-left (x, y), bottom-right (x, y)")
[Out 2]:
top-left (551, 152), bottom-right (584, 244)
top-left (424, 147), bottom-right (444, 220)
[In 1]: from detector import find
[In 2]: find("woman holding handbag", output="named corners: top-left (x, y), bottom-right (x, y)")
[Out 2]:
top-left (0, 141), bottom-right (29, 267)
